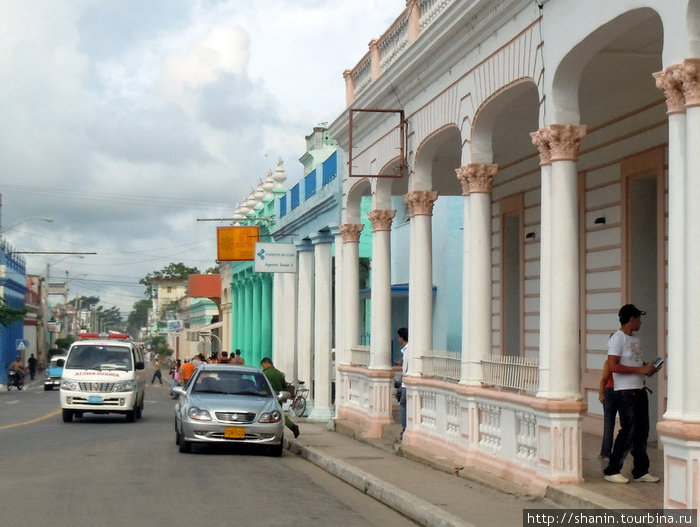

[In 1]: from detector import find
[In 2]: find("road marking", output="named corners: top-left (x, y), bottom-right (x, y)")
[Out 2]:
top-left (0, 409), bottom-right (61, 430)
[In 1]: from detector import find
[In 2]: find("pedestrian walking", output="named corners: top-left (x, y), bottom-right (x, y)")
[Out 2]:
top-left (28, 353), bottom-right (38, 381)
top-left (151, 357), bottom-right (163, 384)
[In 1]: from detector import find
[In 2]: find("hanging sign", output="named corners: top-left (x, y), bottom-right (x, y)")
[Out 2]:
top-left (254, 243), bottom-right (297, 273)
top-left (217, 226), bottom-right (259, 261)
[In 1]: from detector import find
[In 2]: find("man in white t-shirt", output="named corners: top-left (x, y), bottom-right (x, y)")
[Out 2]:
top-left (603, 304), bottom-right (661, 484)
top-left (397, 327), bottom-right (409, 438)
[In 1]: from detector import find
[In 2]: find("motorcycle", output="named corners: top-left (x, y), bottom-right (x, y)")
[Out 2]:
top-left (7, 369), bottom-right (24, 390)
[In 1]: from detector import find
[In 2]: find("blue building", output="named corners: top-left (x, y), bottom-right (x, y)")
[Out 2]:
top-left (0, 240), bottom-right (27, 386)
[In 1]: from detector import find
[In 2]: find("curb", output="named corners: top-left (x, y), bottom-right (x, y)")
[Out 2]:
top-left (287, 439), bottom-right (477, 527)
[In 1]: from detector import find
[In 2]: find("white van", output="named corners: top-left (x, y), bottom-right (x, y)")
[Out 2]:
top-left (60, 334), bottom-right (146, 423)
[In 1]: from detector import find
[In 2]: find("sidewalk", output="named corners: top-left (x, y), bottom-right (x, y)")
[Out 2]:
top-left (284, 417), bottom-right (664, 527)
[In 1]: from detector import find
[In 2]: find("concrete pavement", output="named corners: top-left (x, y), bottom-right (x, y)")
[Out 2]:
top-left (283, 417), bottom-right (665, 527)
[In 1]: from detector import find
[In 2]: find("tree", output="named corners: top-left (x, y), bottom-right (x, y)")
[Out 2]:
top-left (139, 262), bottom-right (200, 298)
top-left (70, 295), bottom-right (100, 309)
top-left (127, 299), bottom-right (151, 337)
top-left (55, 336), bottom-right (75, 351)
top-left (0, 297), bottom-right (26, 327)
top-left (147, 334), bottom-right (173, 357)
top-left (205, 265), bottom-right (220, 274)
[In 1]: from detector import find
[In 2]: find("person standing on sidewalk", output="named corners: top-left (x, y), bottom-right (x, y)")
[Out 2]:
top-left (260, 357), bottom-right (299, 438)
top-left (397, 327), bottom-right (409, 438)
top-left (603, 304), bottom-right (661, 484)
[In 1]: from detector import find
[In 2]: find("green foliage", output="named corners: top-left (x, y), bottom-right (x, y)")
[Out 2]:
top-left (0, 297), bottom-right (27, 327)
top-left (147, 334), bottom-right (173, 357)
top-left (70, 295), bottom-right (100, 309)
top-left (205, 265), bottom-right (220, 274)
top-left (139, 262), bottom-right (200, 297)
top-left (95, 305), bottom-right (123, 332)
top-left (55, 336), bottom-right (75, 351)
top-left (126, 298), bottom-right (151, 337)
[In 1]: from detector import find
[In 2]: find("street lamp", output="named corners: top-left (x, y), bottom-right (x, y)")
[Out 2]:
top-left (0, 216), bottom-right (53, 236)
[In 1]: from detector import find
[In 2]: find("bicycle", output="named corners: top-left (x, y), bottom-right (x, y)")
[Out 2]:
top-left (289, 380), bottom-right (309, 417)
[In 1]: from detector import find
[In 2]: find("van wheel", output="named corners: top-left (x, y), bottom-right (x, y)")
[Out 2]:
top-left (136, 400), bottom-right (143, 419)
top-left (62, 410), bottom-right (73, 423)
top-left (125, 409), bottom-right (136, 423)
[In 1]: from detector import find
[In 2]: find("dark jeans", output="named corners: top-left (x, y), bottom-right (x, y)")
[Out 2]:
top-left (600, 387), bottom-right (618, 458)
top-left (151, 370), bottom-right (162, 384)
top-left (604, 388), bottom-right (650, 479)
top-left (399, 387), bottom-right (407, 432)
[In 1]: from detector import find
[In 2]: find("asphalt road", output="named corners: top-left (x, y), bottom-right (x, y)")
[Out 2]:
top-left (0, 379), bottom-right (418, 527)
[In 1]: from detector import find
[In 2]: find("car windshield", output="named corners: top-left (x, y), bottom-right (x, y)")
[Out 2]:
top-left (65, 345), bottom-right (133, 371)
top-left (192, 371), bottom-right (271, 397)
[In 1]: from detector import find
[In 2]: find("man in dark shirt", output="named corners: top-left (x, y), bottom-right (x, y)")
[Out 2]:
top-left (261, 357), bottom-right (299, 438)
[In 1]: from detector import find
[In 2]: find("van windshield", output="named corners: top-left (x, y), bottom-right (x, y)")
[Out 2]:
top-left (66, 345), bottom-right (133, 371)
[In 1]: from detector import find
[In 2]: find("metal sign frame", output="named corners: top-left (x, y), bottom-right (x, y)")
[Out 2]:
top-left (348, 108), bottom-right (407, 178)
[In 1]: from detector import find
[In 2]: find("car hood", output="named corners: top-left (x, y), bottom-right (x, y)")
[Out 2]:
top-left (187, 393), bottom-right (279, 414)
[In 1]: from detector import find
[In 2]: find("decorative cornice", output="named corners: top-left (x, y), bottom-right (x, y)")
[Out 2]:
top-left (367, 209), bottom-right (396, 231)
top-left (404, 190), bottom-right (438, 216)
top-left (653, 65), bottom-right (685, 114)
top-left (680, 58), bottom-right (700, 108)
top-left (339, 223), bottom-right (364, 243)
top-left (530, 129), bottom-right (552, 166)
top-left (546, 124), bottom-right (587, 162)
top-left (465, 163), bottom-right (497, 194)
top-left (455, 166), bottom-right (471, 196)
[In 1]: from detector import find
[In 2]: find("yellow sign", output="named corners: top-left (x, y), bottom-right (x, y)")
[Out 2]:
top-left (217, 226), bottom-right (260, 261)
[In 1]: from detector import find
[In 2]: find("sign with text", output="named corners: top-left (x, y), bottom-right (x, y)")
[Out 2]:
top-left (254, 243), bottom-right (297, 273)
top-left (217, 226), bottom-right (259, 261)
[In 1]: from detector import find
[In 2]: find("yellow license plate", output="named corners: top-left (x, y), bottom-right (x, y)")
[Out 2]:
top-left (224, 426), bottom-right (245, 439)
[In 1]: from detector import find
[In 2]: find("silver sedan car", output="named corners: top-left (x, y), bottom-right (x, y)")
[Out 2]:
top-left (173, 364), bottom-right (289, 456)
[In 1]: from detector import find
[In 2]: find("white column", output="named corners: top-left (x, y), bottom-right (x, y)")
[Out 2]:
top-left (368, 210), bottom-right (395, 370)
top-left (280, 271), bottom-right (297, 381)
top-left (679, 59), bottom-right (700, 421)
top-left (308, 233), bottom-right (334, 421)
top-left (340, 224), bottom-right (364, 365)
top-left (296, 243), bottom-right (314, 386)
top-left (404, 191), bottom-right (438, 376)
top-left (536, 124), bottom-right (586, 399)
top-left (654, 65), bottom-right (686, 419)
top-left (455, 170), bottom-right (473, 384)
top-left (466, 166), bottom-right (497, 384)
top-left (272, 273), bottom-right (283, 363)
top-left (333, 229), bottom-right (344, 415)
top-left (530, 131), bottom-right (553, 397)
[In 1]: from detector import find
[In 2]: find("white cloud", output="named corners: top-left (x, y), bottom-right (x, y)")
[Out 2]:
top-left (0, 0), bottom-right (406, 315)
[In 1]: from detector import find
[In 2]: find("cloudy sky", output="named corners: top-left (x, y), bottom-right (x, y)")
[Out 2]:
top-left (0, 0), bottom-right (404, 316)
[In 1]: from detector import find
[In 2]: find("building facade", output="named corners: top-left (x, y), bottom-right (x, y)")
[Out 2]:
top-left (320, 0), bottom-right (699, 507)
top-left (0, 241), bottom-right (27, 387)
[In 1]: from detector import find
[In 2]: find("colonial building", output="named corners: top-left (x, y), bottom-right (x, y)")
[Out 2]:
top-left (307, 0), bottom-right (699, 509)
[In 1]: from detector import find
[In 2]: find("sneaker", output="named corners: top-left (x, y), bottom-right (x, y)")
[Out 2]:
top-left (633, 473), bottom-right (660, 483)
top-left (604, 473), bottom-right (629, 483)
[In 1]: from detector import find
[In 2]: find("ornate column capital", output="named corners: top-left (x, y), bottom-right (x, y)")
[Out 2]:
top-left (368, 209), bottom-right (396, 231)
top-left (405, 190), bottom-right (438, 217)
top-left (530, 129), bottom-right (552, 166)
top-left (680, 59), bottom-right (700, 108)
top-left (465, 163), bottom-right (497, 194)
top-left (455, 166), bottom-right (471, 196)
top-left (339, 223), bottom-right (364, 243)
top-left (654, 64), bottom-right (686, 114)
top-left (546, 124), bottom-right (587, 162)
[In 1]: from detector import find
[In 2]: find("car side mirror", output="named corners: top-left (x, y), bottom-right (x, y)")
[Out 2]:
top-left (57, 359), bottom-right (65, 367)
top-left (135, 361), bottom-right (145, 370)
top-left (277, 390), bottom-right (291, 403)
top-left (172, 386), bottom-right (185, 397)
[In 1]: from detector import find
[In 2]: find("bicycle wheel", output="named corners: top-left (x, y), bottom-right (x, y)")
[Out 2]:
top-left (292, 395), bottom-right (307, 417)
